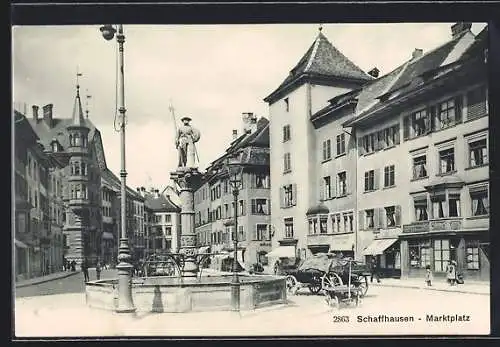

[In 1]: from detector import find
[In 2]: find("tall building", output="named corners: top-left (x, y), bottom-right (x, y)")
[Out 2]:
top-left (264, 23), bottom-right (489, 282)
top-left (264, 29), bottom-right (373, 263)
top-left (14, 111), bottom-right (65, 279)
top-left (194, 114), bottom-right (271, 269)
top-left (142, 188), bottom-right (181, 255)
top-left (344, 23), bottom-right (489, 280)
top-left (27, 82), bottom-right (107, 266)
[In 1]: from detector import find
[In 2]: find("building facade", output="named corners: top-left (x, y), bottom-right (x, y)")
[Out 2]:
top-left (143, 188), bottom-right (181, 255)
top-left (264, 30), bottom-right (373, 265)
top-left (264, 23), bottom-right (489, 281)
top-left (194, 115), bottom-right (272, 269)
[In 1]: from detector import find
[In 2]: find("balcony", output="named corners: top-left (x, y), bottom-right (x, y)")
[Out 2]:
top-left (307, 233), bottom-right (335, 246)
top-left (68, 198), bottom-right (90, 209)
top-left (68, 174), bottom-right (89, 182)
top-left (403, 218), bottom-right (463, 234)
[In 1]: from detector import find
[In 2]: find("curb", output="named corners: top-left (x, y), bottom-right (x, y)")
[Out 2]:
top-left (373, 283), bottom-right (490, 296)
top-left (15, 271), bottom-right (81, 289)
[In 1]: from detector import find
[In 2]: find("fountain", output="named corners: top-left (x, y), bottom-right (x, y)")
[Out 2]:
top-left (85, 118), bottom-right (287, 313)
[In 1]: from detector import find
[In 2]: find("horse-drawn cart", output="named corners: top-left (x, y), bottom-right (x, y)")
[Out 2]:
top-left (322, 258), bottom-right (365, 309)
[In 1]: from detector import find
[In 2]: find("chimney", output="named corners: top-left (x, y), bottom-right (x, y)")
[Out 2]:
top-left (242, 112), bottom-right (257, 134)
top-left (155, 189), bottom-right (160, 198)
top-left (42, 104), bottom-right (54, 127)
top-left (136, 187), bottom-right (141, 192)
top-left (232, 129), bottom-right (238, 140)
top-left (412, 48), bottom-right (424, 60)
top-left (32, 105), bottom-right (39, 120)
top-left (141, 187), bottom-right (145, 192)
top-left (451, 22), bottom-right (472, 40)
top-left (368, 67), bottom-right (379, 78)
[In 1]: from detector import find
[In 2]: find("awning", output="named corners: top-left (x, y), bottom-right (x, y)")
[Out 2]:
top-left (102, 232), bottom-right (114, 240)
top-left (266, 246), bottom-right (295, 259)
top-left (198, 246), bottom-right (210, 254)
top-left (362, 238), bottom-right (398, 256)
top-left (15, 239), bottom-right (28, 249)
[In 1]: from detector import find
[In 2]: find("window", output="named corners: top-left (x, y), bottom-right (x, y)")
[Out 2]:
top-left (308, 219), bottom-right (317, 235)
top-left (320, 218), bottom-right (328, 234)
top-left (471, 189), bottom-right (489, 216)
top-left (238, 200), bottom-right (246, 216)
top-left (364, 170), bottom-right (375, 191)
top-left (322, 176), bottom-right (332, 200)
top-left (282, 184), bottom-right (296, 208)
top-left (433, 239), bottom-right (450, 272)
top-left (254, 173), bottom-right (269, 188)
top-left (363, 134), bottom-right (375, 153)
top-left (336, 133), bottom-right (345, 155)
top-left (385, 206), bottom-right (396, 227)
top-left (284, 97), bottom-right (289, 112)
top-left (439, 148), bottom-right (455, 174)
top-left (413, 155), bottom-right (427, 179)
top-left (343, 214), bottom-right (349, 233)
top-left (238, 226), bottom-right (246, 241)
top-left (414, 198), bottom-right (429, 221)
top-left (436, 98), bottom-right (461, 130)
top-left (383, 125), bottom-right (400, 147)
top-left (466, 242), bottom-right (480, 270)
top-left (448, 194), bottom-right (460, 217)
top-left (283, 125), bottom-right (291, 142)
top-left (284, 218), bottom-right (294, 239)
top-left (254, 224), bottom-right (268, 241)
top-left (165, 226), bottom-right (172, 236)
top-left (283, 153), bottom-right (291, 172)
top-left (337, 172), bottom-right (347, 196)
top-left (251, 199), bottom-right (268, 215)
top-left (467, 86), bottom-right (487, 120)
top-left (469, 139), bottom-right (488, 167)
top-left (365, 209), bottom-right (374, 229)
top-left (331, 214), bottom-right (341, 233)
top-left (432, 196), bottom-right (445, 219)
top-left (404, 109), bottom-right (429, 139)
top-left (322, 139), bottom-right (331, 161)
top-left (384, 165), bottom-right (395, 187)
top-left (409, 240), bottom-right (431, 269)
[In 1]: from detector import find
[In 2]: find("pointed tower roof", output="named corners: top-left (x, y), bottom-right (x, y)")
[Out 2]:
top-left (71, 82), bottom-right (85, 127)
top-left (264, 28), bottom-right (373, 104)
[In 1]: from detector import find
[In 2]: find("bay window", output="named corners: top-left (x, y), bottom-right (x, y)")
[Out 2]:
top-left (414, 198), bottom-right (429, 221)
top-left (433, 239), bottom-right (451, 272)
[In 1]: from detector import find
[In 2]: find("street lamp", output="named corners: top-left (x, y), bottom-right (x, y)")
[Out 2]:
top-left (99, 24), bottom-right (135, 313)
top-left (225, 152), bottom-right (243, 311)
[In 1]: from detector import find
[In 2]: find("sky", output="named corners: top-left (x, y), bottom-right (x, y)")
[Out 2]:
top-left (12, 23), bottom-right (487, 190)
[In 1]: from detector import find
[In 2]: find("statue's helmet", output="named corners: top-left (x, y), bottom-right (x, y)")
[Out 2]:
top-left (181, 116), bottom-right (192, 122)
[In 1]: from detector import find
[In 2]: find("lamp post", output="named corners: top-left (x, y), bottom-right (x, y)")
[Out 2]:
top-left (100, 24), bottom-right (135, 313)
top-left (226, 152), bottom-right (243, 311)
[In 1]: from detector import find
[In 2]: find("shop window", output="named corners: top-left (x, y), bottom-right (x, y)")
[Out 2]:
top-left (469, 139), bottom-right (488, 167)
top-left (413, 155), bottom-right (428, 179)
top-left (439, 148), bottom-right (455, 174)
top-left (466, 242), bottom-right (480, 270)
top-left (471, 189), bottom-right (489, 216)
top-left (433, 239), bottom-right (451, 272)
top-left (409, 240), bottom-right (431, 268)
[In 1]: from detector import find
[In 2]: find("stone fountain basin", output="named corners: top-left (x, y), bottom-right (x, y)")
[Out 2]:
top-left (85, 274), bottom-right (287, 313)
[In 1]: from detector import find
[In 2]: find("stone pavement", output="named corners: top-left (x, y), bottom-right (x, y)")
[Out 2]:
top-left (371, 278), bottom-right (490, 296)
top-left (14, 285), bottom-right (490, 337)
top-left (15, 271), bottom-right (80, 288)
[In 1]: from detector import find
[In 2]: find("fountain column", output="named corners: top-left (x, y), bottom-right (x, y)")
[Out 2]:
top-left (171, 167), bottom-right (202, 278)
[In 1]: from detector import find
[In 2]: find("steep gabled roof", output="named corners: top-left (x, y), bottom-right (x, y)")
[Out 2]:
top-left (144, 193), bottom-right (180, 213)
top-left (264, 31), bottom-right (373, 103)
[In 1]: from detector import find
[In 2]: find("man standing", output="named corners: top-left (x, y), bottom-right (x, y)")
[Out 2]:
top-left (95, 261), bottom-right (102, 281)
top-left (175, 117), bottom-right (200, 168)
top-left (370, 255), bottom-right (381, 283)
top-left (81, 259), bottom-right (89, 283)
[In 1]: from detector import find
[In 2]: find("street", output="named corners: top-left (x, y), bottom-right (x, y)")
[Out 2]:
top-left (15, 269), bottom-right (117, 298)
top-left (14, 277), bottom-right (490, 337)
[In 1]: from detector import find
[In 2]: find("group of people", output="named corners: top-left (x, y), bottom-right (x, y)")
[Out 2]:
top-left (80, 259), bottom-right (107, 283)
top-left (62, 258), bottom-right (77, 272)
top-left (425, 260), bottom-right (464, 287)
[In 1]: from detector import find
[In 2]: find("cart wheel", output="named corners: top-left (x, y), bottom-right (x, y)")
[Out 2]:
top-left (357, 280), bottom-right (368, 298)
top-left (286, 276), bottom-right (298, 295)
top-left (321, 273), bottom-right (343, 291)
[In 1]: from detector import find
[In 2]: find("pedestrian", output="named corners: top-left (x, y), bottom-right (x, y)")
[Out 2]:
top-left (370, 256), bottom-right (381, 283)
top-left (81, 260), bottom-right (89, 283)
top-left (446, 260), bottom-right (457, 286)
top-left (274, 259), bottom-right (281, 275)
top-left (425, 265), bottom-right (433, 287)
top-left (95, 261), bottom-right (101, 281)
top-left (71, 260), bottom-right (76, 272)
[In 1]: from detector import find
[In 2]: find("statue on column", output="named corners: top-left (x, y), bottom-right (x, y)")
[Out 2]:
top-left (175, 117), bottom-right (200, 169)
